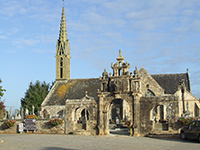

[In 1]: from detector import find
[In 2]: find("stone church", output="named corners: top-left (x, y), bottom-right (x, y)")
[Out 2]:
top-left (41, 7), bottom-right (200, 136)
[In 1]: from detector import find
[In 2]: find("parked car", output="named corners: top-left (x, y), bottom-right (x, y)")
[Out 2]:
top-left (180, 120), bottom-right (200, 142)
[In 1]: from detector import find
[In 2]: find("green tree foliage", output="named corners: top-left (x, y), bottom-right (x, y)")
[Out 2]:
top-left (0, 78), bottom-right (6, 119)
top-left (0, 78), bottom-right (6, 100)
top-left (0, 101), bottom-right (6, 119)
top-left (21, 80), bottom-right (54, 114)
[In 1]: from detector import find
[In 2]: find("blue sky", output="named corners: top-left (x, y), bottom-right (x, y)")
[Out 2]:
top-left (0, 0), bottom-right (200, 111)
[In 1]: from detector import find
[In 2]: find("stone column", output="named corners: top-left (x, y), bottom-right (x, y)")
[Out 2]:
top-left (85, 109), bottom-right (87, 121)
top-left (104, 111), bottom-right (109, 135)
top-left (64, 105), bottom-right (72, 134)
top-left (98, 95), bottom-right (105, 135)
top-left (163, 105), bottom-right (166, 120)
top-left (157, 106), bottom-right (160, 122)
top-left (133, 94), bottom-right (141, 136)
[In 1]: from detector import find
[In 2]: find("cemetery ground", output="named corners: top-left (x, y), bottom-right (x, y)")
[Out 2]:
top-left (0, 134), bottom-right (200, 150)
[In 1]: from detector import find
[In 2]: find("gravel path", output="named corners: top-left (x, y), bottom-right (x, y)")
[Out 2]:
top-left (0, 134), bottom-right (199, 150)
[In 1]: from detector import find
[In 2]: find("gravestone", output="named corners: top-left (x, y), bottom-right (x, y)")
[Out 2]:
top-left (25, 108), bottom-right (29, 115)
top-left (9, 107), bottom-right (12, 119)
top-left (18, 123), bottom-right (23, 133)
top-left (21, 107), bottom-right (24, 119)
top-left (32, 105), bottom-right (35, 115)
top-left (24, 119), bottom-right (38, 132)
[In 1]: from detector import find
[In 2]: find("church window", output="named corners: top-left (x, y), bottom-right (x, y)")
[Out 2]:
top-left (145, 89), bottom-right (155, 97)
top-left (60, 57), bottom-right (63, 78)
top-left (60, 68), bottom-right (63, 78)
top-left (119, 69), bottom-right (121, 76)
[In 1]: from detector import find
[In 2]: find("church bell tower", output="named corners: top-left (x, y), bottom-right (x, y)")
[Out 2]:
top-left (56, 7), bottom-right (71, 80)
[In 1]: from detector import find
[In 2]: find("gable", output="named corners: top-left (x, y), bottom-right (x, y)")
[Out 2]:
top-left (139, 67), bottom-right (164, 96)
top-left (151, 73), bottom-right (190, 94)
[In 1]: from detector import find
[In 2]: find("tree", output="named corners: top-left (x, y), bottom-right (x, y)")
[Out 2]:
top-left (0, 78), bottom-right (6, 100)
top-left (0, 78), bottom-right (6, 119)
top-left (21, 80), bottom-right (54, 114)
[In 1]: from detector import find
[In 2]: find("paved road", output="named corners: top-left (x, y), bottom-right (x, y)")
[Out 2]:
top-left (0, 134), bottom-right (199, 150)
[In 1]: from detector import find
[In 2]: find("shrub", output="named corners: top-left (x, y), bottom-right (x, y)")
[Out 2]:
top-left (4, 120), bottom-right (16, 128)
top-left (125, 120), bottom-right (130, 126)
top-left (178, 117), bottom-right (200, 126)
top-left (49, 118), bottom-right (64, 126)
top-left (111, 120), bottom-right (115, 124)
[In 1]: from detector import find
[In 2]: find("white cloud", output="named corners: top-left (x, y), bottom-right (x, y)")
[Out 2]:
top-left (0, 0), bottom-right (27, 17)
top-left (7, 28), bottom-right (19, 35)
top-left (5, 49), bottom-right (16, 53)
top-left (12, 38), bottom-right (39, 47)
top-left (0, 35), bottom-right (7, 39)
top-left (32, 49), bottom-right (45, 53)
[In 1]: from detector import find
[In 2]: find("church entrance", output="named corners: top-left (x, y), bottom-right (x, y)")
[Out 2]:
top-left (81, 109), bottom-right (89, 130)
top-left (108, 99), bottom-right (131, 136)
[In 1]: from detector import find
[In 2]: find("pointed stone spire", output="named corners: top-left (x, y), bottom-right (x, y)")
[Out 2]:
top-left (59, 7), bottom-right (68, 42)
top-left (56, 6), bottom-right (71, 80)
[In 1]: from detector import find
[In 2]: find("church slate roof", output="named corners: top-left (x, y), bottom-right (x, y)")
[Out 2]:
top-left (46, 78), bottom-right (101, 106)
top-left (45, 73), bottom-right (190, 106)
top-left (151, 73), bottom-right (190, 94)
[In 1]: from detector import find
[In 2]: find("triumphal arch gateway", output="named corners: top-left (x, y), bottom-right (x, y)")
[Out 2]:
top-left (41, 7), bottom-right (200, 136)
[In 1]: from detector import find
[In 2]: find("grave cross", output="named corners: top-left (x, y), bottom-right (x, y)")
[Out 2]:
top-left (32, 105), bottom-right (35, 115)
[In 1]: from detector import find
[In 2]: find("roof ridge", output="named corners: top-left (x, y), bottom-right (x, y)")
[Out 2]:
top-left (69, 78), bottom-right (99, 80)
top-left (151, 73), bottom-right (186, 76)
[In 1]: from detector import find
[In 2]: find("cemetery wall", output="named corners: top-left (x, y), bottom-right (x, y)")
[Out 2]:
top-left (0, 119), bottom-right (65, 134)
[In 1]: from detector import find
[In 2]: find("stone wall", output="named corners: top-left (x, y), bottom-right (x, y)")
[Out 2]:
top-left (139, 96), bottom-right (179, 136)
top-left (0, 119), bottom-right (65, 134)
top-left (40, 105), bottom-right (65, 119)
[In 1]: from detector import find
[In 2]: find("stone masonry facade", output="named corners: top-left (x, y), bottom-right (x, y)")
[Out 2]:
top-left (40, 7), bottom-right (200, 136)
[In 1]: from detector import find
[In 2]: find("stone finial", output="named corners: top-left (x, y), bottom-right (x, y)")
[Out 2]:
top-left (134, 66), bottom-right (140, 77)
top-left (130, 72), bottom-right (133, 78)
top-left (102, 68), bottom-right (108, 79)
top-left (116, 49), bottom-right (124, 61)
top-left (111, 62), bottom-right (113, 67)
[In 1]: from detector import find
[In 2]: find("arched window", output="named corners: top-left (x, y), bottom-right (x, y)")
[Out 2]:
top-left (60, 57), bottom-right (63, 78)
top-left (145, 89), bottom-right (155, 97)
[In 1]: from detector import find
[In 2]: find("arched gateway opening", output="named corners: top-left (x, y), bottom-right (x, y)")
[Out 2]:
top-left (107, 99), bottom-right (131, 136)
